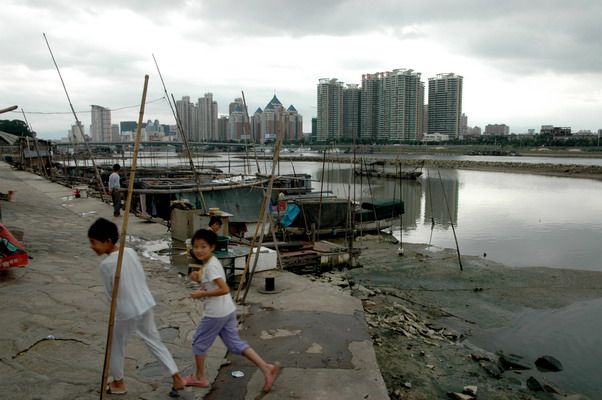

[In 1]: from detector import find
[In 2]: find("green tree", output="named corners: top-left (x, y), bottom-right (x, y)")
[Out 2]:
top-left (0, 119), bottom-right (34, 137)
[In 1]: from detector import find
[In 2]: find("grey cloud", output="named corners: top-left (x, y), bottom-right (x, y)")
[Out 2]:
top-left (22, 0), bottom-right (190, 18)
top-left (450, 8), bottom-right (602, 74)
top-left (195, 0), bottom-right (602, 75)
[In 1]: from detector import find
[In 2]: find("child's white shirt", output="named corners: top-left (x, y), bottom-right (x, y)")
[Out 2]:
top-left (201, 256), bottom-right (236, 318)
top-left (99, 247), bottom-right (155, 320)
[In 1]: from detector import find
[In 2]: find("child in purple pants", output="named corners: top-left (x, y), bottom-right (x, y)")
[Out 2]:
top-left (186, 229), bottom-right (280, 393)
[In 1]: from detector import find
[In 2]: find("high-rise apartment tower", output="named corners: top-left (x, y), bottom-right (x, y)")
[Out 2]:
top-left (427, 73), bottom-right (463, 138)
top-left (316, 78), bottom-right (344, 142)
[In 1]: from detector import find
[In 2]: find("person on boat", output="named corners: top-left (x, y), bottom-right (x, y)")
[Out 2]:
top-left (186, 229), bottom-right (281, 392)
top-left (88, 218), bottom-right (186, 395)
top-left (108, 164), bottom-right (122, 217)
top-left (208, 216), bottom-right (222, 233)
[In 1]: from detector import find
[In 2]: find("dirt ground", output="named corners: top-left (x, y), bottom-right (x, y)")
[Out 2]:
top-left (313, 236), bottom-right (602, 400)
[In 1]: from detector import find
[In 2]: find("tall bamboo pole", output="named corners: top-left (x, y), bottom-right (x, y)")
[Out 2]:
top-left (0, 105), bottom-right (18, 114)
top-left (99, 75), bottom-right (149, 399)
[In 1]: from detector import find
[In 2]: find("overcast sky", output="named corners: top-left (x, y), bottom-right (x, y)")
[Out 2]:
top-left (2, 0), bottom-right (602, 140)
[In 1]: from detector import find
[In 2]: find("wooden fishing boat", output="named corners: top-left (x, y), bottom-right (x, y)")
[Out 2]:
top-left (354, 160), bottom-right (422, 180)
top-left (129, 172), bottom-right (312, 222)
top-left (354, 169), bottom-right (422, 180)
top-left (278, 197), bottom-right (404, 237)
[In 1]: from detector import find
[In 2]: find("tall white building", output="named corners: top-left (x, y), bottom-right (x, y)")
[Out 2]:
top-left (343, 84), bottom-right (360, 141)
top-left (361, 69), bottom-right (423, 141)
top-left (427, 73), bottom-right (463, 138)
top-left (484, 124), bottom-right (509, 136)
top-left (317, 78), bottom-right (344, 142)
top-left (111, 124), bottom-right (120, 142)
top-left (380, 69), bottom-right (423, 141)
top-left (285, 105), bottom-right (303, 141)
top-left (261, 95), bottom-right (285, 142)
top-left (90, 105), bottom-right (112, 142)
top-left (218, 116), bottom-right (230, 141)
top-left (69, 122), bottom-right (85, 143)
top-left (360, 74), bottom-right (379, 141)
top-left (230, 105), bottom-right (245, 140)
top-left (175, 96), bottom-right (197, 142)
top-left (198, 93), bottom-right (218, 141)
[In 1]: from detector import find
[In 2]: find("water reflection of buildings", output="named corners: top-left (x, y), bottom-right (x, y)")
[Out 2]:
top-left (422, 171), bottom-right (459, 229)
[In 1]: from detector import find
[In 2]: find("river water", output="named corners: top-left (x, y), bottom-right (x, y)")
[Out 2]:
top-left (268, 156), bottom-right (602, 272)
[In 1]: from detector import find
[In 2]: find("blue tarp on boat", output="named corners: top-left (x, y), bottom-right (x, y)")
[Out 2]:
top-left (280, 203), bottom-right (301, 227)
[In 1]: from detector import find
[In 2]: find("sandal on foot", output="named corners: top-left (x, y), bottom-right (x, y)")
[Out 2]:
top-left (96, 383), bottom-right (127, 395)
top-left (263, 361), bottom-right (281, 393)
top-left (185, 374), bottom-right (210, 388)
top-left (168, 386), bottom-right (180, 397)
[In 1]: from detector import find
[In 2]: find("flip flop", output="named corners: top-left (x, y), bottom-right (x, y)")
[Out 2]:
top-left (96, 383), bottom-right (127, 395)
top-left (184, 374), bottom-right (210, 388)
top-left (168, 386), bottom-right (180, 397)
top-left (262, 361), bottom-right (281, 393)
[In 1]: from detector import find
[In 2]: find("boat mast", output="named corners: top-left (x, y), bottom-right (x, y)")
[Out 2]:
top-left (152, 54), bottom-right (207, 211)
top-left (241, 91), bottom-right (261, 174)
top-left (43, 33), bottom-right (108, 202)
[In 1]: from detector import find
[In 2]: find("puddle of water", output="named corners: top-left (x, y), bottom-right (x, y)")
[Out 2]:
top-left (135, 237), bottom-right (190, 275)
top-left (469, 298), bottom-right (602, 398)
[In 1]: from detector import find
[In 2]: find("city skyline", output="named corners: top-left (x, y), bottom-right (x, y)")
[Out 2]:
top-left (2, 1), bottom-right (602, 141)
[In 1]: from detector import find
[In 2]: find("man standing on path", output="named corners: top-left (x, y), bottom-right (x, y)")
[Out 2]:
top-left (108, 164), bottom-right (122, 217)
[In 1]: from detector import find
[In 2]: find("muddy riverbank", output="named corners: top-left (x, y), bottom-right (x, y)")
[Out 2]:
top-left (250, 154), bottom-right (602, 181)
top-left (312, 236), bottom-right (600, 399)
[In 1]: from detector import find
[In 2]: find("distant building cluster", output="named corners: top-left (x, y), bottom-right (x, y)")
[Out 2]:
top-left (66, 94), bottom-right (303, 144)
top-left (57, 69), bottom-right (602, 144)
top-left (169, 93), bottom-right (301, 143)
top-left (484, 124), bottom-right (510, 136)
top-left (316, 71), bottom-right (463, 142)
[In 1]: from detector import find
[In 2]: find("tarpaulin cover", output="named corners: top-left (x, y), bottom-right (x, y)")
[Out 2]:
top-left (0, 222), bottom-right (28, 270)
top-left (293, 199), bottom-right (349, 228)
top-left (280, 203), bottom-right (301, 227)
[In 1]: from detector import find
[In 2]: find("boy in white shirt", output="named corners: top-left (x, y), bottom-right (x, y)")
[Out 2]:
top-left (187, 229), bottom-right (281, 392)
top-left (88, 217), bottom-right (185, 395)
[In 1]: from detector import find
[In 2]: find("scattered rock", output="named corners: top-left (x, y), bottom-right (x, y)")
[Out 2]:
top-left (403, 382), bottom-right (412, 389)
top-left (391, 389), bottom-right (403, 399)
top-left (526, 376), bottom-right (562, 395)
top-left (526, 376), bottom-right (544, 392)
top-left (470, 351), bottom-right (493, 362)
top-left (479, 360), bottom-right (503, 379)
top-left (498, 353), bottom-right (531, 371)
top-left (535, 355), bottom-right (563, 372)
top-left (462, 385), bottom-right (477, 397)
top-left (447, 392), bottom-right (474, 400)
top-left (543, 383), bottom-right (560, 394)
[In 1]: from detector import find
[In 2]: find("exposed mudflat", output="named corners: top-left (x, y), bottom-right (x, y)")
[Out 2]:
top-left (313, 236), bottom-right (602, 399)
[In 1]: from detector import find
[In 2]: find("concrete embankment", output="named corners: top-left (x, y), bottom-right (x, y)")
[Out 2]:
top-left (0, 162), bottom-right (388, 400)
